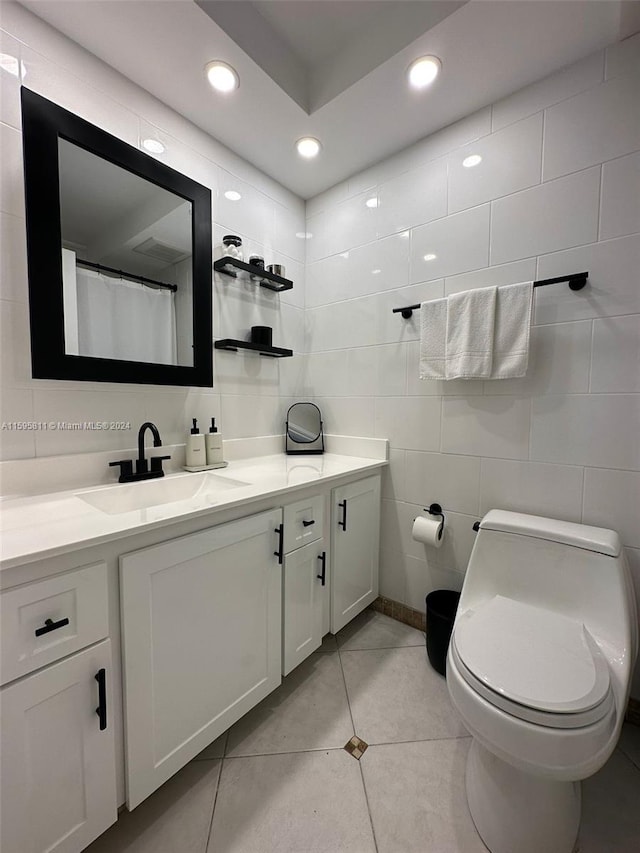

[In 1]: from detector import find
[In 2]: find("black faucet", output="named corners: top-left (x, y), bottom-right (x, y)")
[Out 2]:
top-left (109, 421), bottom-right (171, 483)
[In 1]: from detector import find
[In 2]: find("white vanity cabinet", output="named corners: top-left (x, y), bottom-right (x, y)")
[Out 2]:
top-left (331, 475), bottom-right (381, 633)
top-left (281, 495), bottom-right (327, 675)
top-left (119, 508), bottom-right (283, 809)
top-left (0, 566), bottom-right (117, 853)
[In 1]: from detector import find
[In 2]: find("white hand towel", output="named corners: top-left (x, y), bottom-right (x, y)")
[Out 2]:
top-left (419, 297), bottom-right (447, 379)
top-left (445, 286), bottom-right (497, 379)
top-left (489, 281), bottom-right (533, 379)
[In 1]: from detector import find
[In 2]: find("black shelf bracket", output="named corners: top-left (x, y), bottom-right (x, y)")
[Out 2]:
top-left (214, 339), bottom-right (293, 358)
top-left (214, 256), bottom-right (294, 292)
top-left (392, 272), bottom-right (589, 319)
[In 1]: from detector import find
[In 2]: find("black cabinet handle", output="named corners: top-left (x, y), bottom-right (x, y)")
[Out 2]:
top-left (95, 668), bottom-right (107, 731)
top-left (302, 519), bottom-right (315, 527)
top-left (317, 552), bottom-right (326, 586)
top-left (274, 524), bottom-right (284, 564)
top-left (338, 500), bottom-right (347, 531)
top-left (34, 617), bottom-right (70, 637)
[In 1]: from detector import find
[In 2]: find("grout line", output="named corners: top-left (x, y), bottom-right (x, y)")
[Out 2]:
top-left (204, 753), bottom-right (225, 853)
top-left (580, 464), bottom-right (587, 524)
top-left (222, 745), bottom-right (349, 760)
top-left (358, 757), bottom-right (380, 853)
top-left (587, 319), bottom-right (595, 394)
top-left (339, 641), bottom-right (426, 652)
top-left (597, 162), bottom-right (604, 241)
top-left (336, 644), bottom-right (379, 853)
top-left (364, 734), bottom-right (472, 748)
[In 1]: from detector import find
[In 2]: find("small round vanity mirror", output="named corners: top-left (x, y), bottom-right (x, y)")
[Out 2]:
top-left (286, 402), bottom-right (324, 455)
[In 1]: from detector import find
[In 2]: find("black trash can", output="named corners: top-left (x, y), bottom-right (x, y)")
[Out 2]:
top-left (425, 590), bottom-right (461, 676)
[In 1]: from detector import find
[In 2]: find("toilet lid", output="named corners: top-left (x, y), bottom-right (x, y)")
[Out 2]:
top-left (452, 596), bottom-right (611, 716)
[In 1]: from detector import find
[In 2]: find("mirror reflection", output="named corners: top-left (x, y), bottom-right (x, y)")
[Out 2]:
top-left (58, 139), bottom-right (193, 366)
top-left (286, 403), bottom-right (324, 455)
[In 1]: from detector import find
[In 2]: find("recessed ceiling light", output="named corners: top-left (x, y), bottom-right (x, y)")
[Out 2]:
top-left (463, 154), bottom-right (482, 168)
top-left (224, 190), bottom-right (242, 201)
top-left (205, 60), bottom-right (239, 93)
top-left (371, 269), bottom-right (381, 275)
top-left (142, 138), bottom-right (165, 154)
top-left (296, 231), bottom-right (313, 239)
top-left (365, 197), bottom-right (379, 208)
top-left (408, 56), bottom-right (441, 89)
top-left (296, 137), bottom-right (321, 159)
top-left (423, 253), bottom-right (437, 261)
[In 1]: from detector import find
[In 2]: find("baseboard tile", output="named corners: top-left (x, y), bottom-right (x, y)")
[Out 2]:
top-left (370, 596), bottom-right (426, 633)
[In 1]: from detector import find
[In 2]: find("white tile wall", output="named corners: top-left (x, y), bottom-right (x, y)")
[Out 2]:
top-left (590, 315), bottom-right (640, 393)
top-left (530, 394), bottom-right (640, 469)
top-left (491, 51), bottom-right (604, 132)
top-left (410, 204), bottom-right (490, 283)
top-left (599, 152), bottom-right (640, 240)
top-left (583, 468), bottom-right (640, 549)
top-left (0, 3), bottom-right (306, 461)
top-left (303, 37), bottom-right (640, 703)
top-left (448, 114), bottom-right (543, 214)
top-left (490, 167), bottom-right (600, 264)
top-left (377, 158), bottom-right (447, 237)
top-left (543, 71), bottom-right (640, 180)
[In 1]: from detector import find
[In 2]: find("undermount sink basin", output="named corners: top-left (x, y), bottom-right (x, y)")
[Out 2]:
top-left (76, 472), bottom-right (250, 515)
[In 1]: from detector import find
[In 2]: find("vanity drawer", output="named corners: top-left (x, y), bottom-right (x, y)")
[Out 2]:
top-left (0, 562), bottom-right (108, 686)
top-left (283, 494), bottom-right (324, 554)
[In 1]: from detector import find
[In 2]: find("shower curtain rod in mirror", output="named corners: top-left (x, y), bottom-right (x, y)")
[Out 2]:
top-left (76, 258), bottom-right (178, 292)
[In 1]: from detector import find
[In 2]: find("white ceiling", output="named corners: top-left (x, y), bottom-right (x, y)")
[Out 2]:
top-left (20, 0), bottom-right (632, 199)
top-left (197, 1), bottom-right (467, 111)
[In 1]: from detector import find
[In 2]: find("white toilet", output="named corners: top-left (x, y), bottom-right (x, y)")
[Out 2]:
top-left (446, 510), bottom-right (638, 853)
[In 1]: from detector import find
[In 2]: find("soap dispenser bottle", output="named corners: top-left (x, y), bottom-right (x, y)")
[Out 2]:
top-left (186, 418), bottom-right (206, 468)
top-left (205, 417), bottom-right (224, 465)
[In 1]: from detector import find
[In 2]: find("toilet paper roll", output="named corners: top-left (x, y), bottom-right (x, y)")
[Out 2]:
top-left (412, 515), bottom-right (444, 548)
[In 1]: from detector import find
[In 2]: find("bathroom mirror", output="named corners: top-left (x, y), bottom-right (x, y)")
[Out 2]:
top-left (21, 88), bottom-right (213, 386)
top-left (286, 403), bottom-right (324, 455)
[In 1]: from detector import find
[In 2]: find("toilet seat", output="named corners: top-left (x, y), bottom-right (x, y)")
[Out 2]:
top-left (451, 596), bottom-right (614, 729)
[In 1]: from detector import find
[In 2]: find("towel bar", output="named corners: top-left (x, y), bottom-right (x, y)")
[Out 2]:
top-left (392, 272), bottom-right (588, 319)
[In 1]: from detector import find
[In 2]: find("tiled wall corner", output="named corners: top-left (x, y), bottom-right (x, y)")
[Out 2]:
top-left (303, 36), bottom-right (640, 701)
top-left (0, 2), bottom-right (306, 462)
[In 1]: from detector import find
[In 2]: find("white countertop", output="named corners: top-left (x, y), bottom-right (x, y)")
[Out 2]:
top-left (0, 452), bottom-right (386, 570)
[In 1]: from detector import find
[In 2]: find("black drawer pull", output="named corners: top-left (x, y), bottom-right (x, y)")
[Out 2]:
top-left (338, 499), bottom-right (347, 531)
top-left (34, 617), bottom-right (70, 637)
top-left (317, 552), bottom-right (326, 586)
top-left (274, 524), bottom-right (284, 564)
top-left (95, 668), bottom-right (107, 731)
top-left (302, 519), bottom-right (315, 527)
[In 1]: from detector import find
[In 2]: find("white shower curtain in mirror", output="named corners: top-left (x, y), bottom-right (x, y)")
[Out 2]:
top-left (75, 267), bottom-right (178, 365)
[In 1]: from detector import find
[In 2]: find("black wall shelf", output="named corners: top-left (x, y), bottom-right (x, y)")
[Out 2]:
top-left (213, 256), bottom-right (293, 292)
top-left (214, 339), bottom-right (293, 358)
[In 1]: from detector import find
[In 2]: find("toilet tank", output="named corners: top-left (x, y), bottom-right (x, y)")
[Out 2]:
top-left (458, 511), bottom-right (637, 692)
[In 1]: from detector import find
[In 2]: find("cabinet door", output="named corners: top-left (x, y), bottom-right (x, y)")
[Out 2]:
top-left (282, 539), bottom-right (325, 675)
top-left (0, 639), bottom-right (117, 853)
top-left (331, 475), bottom-right (381, 634)
top-left (120, 509), bottom-right (282, 809)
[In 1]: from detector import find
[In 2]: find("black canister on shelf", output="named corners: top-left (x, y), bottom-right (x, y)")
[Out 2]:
top-left (250, 326), bottom-right (273, 347)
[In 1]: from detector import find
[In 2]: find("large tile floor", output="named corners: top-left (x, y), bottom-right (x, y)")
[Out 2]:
top-left (88, 611), bottom-right (640, 853)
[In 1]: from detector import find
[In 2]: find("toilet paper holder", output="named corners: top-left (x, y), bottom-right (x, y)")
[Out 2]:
top-left (425, 503), bottom-right (445, 522)
top-left (423, 502), bottom-right (445, 541)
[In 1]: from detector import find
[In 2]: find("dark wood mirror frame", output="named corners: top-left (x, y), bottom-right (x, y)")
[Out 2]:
top-left (21, 87), bottom-right (213, 387)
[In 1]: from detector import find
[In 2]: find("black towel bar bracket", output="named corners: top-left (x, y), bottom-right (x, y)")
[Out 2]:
top-left (393, 272), bottom-right (588, 319)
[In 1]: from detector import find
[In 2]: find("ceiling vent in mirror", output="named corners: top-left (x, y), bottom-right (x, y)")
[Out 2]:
top-left (133, 237), bottom-right (190, 264)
